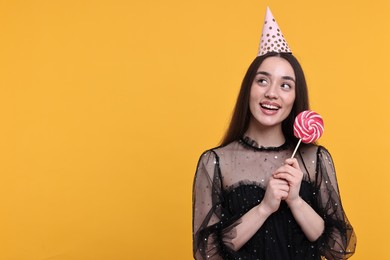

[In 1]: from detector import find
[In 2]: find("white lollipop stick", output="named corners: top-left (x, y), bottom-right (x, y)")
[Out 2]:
top-left (291, 139), bottom-right (302, 158)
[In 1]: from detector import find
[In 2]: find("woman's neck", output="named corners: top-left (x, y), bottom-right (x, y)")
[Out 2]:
top-left (245, 122), bottom-right (285, 147)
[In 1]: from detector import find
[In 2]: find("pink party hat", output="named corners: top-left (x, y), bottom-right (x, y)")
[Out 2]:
top-left (258, 7), bottom-right (291, 56)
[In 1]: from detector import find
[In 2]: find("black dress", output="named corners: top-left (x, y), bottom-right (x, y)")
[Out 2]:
top-left (192, 137), bottom-right (356, 260)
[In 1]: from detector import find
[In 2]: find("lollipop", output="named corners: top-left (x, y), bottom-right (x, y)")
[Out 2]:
top-left (291, 110), bottom-right (324, 158)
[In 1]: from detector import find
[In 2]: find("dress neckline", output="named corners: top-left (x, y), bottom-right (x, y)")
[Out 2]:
top-left (239, 136), bottom-right (290, 151)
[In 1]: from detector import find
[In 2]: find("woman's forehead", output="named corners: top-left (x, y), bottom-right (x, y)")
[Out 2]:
top-left (257, 57), bottom-right (295, 78)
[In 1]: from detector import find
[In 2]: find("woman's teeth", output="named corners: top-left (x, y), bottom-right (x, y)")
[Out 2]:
top-left (261, 104), bottom-right (279, 110)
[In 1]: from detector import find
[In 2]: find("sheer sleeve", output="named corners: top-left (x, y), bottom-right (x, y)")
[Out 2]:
top-left (192, 150), bottom-right (238, 260)
top-left (315, 147), bottom-right (357, 259)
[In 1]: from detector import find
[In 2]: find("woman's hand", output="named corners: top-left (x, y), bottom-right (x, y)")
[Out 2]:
top-left (273, 158), bottom-right (303, 206)
top-left (259, 177), bottom-right (289, 215)
top-left (273, 158), bottom-right (325, 242)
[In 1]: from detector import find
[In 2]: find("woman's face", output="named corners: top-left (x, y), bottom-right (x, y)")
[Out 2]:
top-left (249, 56), bottom-right (296, 129)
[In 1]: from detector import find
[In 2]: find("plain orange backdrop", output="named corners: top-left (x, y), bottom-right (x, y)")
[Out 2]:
top-left (0, 0), bottom-right (389, 259)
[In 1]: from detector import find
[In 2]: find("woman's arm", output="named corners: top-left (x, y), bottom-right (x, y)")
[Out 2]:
top-left (314, 147), bottom-right (356, 259)
top-left (193, 151), bottom-right (224, 259)
top-left (286, 196), bottom-right (325, 241)
top-left (229, 177), bottom-right (290, 250)
top-left (193, 151), bottom-right (291, 258)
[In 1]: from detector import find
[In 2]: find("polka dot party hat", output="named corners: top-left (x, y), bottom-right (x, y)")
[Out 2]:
top-left (257, 7), bottom-right (291, 56)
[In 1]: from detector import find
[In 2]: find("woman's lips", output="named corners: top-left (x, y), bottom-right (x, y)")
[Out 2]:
top-left (260, 102), bottom-right (280, 115)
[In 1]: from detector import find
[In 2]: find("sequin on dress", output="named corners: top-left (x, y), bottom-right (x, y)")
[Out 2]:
top-left (192, 137), bottom-right (356, 260)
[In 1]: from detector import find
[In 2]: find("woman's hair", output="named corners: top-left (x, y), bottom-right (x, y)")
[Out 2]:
top-left (221, 52), bottom-right (309, 146)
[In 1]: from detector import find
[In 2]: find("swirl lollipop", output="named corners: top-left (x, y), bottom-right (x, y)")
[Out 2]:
top-left (291, 110), bottom-right (324, 158)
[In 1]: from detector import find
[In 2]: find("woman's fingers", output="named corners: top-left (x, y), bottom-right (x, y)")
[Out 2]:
top-left (262, 177), bottom-right (289, 213)
top-left (268, 178), bottom-right (289, 197)
top-left (284, 158), bottom-right (300, 168)
top-left (272, 159), bottom-right (304, 203)
top-left (273, 172), bottom-right (294, 182)
top-left (273, 160), bottom-right (303, 182)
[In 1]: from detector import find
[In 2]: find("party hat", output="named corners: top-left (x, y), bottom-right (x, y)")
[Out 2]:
top-left (257, 7), bottom-right (291, 56)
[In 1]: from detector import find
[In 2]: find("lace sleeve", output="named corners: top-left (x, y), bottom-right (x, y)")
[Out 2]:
top-left (192, 150), bottom-right (237, 260)
top-left (315, 147), bottom-right (357, 259)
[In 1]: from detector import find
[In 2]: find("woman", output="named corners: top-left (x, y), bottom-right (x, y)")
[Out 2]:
top-left (192, 8), bottom-right (356, 260)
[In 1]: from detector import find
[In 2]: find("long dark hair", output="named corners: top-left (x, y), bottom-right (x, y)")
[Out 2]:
top-left (221, 52), bottom-right (309, 146)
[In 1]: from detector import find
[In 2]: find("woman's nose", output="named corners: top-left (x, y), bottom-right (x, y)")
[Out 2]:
top-left (264, 85), bottom-right (278, 99)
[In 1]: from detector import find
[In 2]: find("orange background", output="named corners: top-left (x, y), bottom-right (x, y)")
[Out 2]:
top-left (0, 0), bottom-right (389, 259)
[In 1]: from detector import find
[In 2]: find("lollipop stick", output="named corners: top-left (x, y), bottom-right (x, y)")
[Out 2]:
top-left (291, 139), bottom-right (302, 158)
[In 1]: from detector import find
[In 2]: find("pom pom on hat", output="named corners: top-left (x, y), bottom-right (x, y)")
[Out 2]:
top-left (258, 7), bottom-right (292, 56)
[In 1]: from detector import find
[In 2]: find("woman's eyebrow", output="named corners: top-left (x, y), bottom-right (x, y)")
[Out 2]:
top-left (282, 76), bottom-right (296, 82)
top-left (256, 71), bottom-right (271, 76)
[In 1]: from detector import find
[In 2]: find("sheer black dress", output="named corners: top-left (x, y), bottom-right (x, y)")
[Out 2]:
top-left (193, 137), bottom-right (356, 260)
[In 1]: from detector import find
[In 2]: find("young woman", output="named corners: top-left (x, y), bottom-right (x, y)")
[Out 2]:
top-left (192, 8), bottom-right (356, 260)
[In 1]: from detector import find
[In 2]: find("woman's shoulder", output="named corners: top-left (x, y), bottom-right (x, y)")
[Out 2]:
top-left (201, 140), bottom-right (239, 155)
top-left (298, 143), bottom-right (335, 173)
top-left (299, 143), bottom-right (330, 156)
top-left (197, 140), bottom-right (240, 163)
top-left (298, 143), bottom-right (333, 167)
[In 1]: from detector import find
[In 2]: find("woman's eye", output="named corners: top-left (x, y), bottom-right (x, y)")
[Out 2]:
top-left (281, 83), bottom-right (292, 89)
top-left (257, 78), bottom-right (268, 85)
